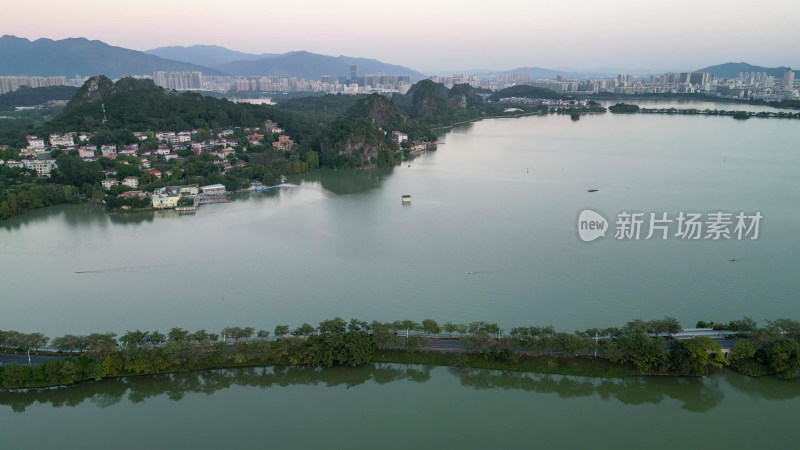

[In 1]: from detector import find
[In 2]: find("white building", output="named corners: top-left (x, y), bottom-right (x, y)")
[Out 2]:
top-left (26, 136), bottom-right (45, 149)
top-left (179, 185), bottom-right (199, 197)
top-left (200, 184), bottom-right (226, 194)
top-left (122, 177), bottom-right (139, 189)
top-left (101, 179), bottom-right (119, 190)
top-left (391, 131), bottom-right (408, 144)
top-left (101, 145), bottom-right (118, 157)
top-left (22, 158), bottom-right (57, 177)
top-left (49, 134), bottom-right (74, 147)
top-left (78, 146), bottom-right (97, 158)
top-left (151, 195), bottom-right (180, 209)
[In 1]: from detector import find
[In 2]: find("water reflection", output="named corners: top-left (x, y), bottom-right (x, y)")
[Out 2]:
top-left (0, 364), bottom-right (433, 413)
top-left (296, 168), bottom-right (394, 196)
top-left (0, 204), bottom-right (107, 231)
top-left (2, 365), bottom-right (798, 414)
top-left (453, 368), bottom-right (725, 412)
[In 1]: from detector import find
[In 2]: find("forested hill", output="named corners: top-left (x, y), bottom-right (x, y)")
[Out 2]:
top-left (489, 85), bottom-right (562, 101)
top-left (0, 86), bottom-right (78, 110)
top-left (32, 77), bottom-right (507, 169)
top-left (392, 80), bottom-right (487, 126)
top-left (40, 76), bottom-right (321, 146)
top-left (695, 62), bottom-right (791, 79)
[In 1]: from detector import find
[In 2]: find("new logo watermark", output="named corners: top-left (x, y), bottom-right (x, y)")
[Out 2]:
top-left (578, 209), bottom-right (608, 242)
top-left (578, 209), bottom-right (762, 242)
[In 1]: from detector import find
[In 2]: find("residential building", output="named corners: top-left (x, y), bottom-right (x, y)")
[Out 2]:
top-left (78, 146), bottom-right (97, 158)
top-left (49, 134), bottom-right (74, 147)
top-left (101, 179), bottom-right (119, 190)
top-left (22, 158), bottom-right (57, 177)
top-left (391, 131), bottom-right (408, 144)
top-left (151, 195), bottom-right (180, 209)
top-left (122, 177), bottom-right (139, 189)
top-left (783, 70), bottom-right (795, 89)
top-left (272, 135), bottom-right (295, 151)
top-left (200, 184), bottom-right (226, 194)
top-left (26, 136), bottom-right (45, 150)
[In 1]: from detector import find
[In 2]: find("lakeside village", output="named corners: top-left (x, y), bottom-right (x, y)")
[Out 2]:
top-left (0, 121), bottom-right (430, 213)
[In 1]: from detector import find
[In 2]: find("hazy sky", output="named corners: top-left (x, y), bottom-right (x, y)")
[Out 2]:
top-left (2, 0), bottom-right (798, 73)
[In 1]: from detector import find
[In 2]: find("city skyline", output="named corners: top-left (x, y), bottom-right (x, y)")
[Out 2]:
top-left (1, 0), bottom-right (798, 74)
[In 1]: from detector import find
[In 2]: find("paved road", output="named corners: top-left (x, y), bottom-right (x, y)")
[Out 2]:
top-left (0, 353), bottom-right (64, 367)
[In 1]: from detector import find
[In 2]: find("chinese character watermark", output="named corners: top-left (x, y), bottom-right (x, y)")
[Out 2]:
top-left (578, 209), bottom-right (762, 242)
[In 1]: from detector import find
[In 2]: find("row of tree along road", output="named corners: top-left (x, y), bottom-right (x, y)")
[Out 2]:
top-left (1, 316), bottom-right (799, 390)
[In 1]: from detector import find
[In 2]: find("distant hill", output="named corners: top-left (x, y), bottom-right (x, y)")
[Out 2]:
top-left (145, 45), bottom-right (278, 68)
top-left (215, 51), bottom-right (427, 80)
top-left (41, 76), bottom-right (316, 141)
top-left (0, 86), bottom-right (78, 110)
top-left (490, 85), bottom-right (561, 101)
top-left (0, 35), bottom-right (223, 78)
top-left (499, 67), bottom-right (562, 79)
top-left (695, 62), bottom-right (792, 79)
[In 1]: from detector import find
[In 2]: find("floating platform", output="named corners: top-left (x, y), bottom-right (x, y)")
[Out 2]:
top-left (256, 183), bottom-right (299, 192)
top-left (402, 195), bottom-right (412, 204)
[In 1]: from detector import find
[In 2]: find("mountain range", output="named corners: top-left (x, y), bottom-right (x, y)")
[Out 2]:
top-left (0, 35), bottom-right (224, 78)
top-left (146, 45), bottom-right (427, 80)
top-left (0, 36), bottom-right (427, 81)
top-left (145, 45), bottom-right (278, 68)
top-left (1, 35), bottom-right (794, 82)
top-left (694, 62), bottom-right (792, 79)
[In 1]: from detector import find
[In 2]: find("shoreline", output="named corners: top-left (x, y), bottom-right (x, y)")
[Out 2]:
top-left (0, 345), bottom-right (776, 392)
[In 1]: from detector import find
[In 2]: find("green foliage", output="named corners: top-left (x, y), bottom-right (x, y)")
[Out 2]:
top-left (730, 340), bottom-right (756, 362)
top-left (489, 85), bottom-right (562, 101)
top-left (6, 316), bottom-right (800, 391)
top-left (617, 332), bottom-right (668, 374)
top-left (319, 116), bottom-right (397, 168)
top-left (670, 337), bottom-right (728, 375)
top-left (273, 325), bottom-right (290, 337)
top-left (762, 340), bottom-right (800, 379)
top-left (274, 94), bottom-right (366, 124)
top-left (732, 111), bottom-right (750, 120)
top-left (42, 77), bottom-right (322, 150)
top-left (608, 103), bottom-right (641, 113)
top-left (421, 319), bottom-right (441, 336)
top-left (0, 86), bottom-right (78, 110)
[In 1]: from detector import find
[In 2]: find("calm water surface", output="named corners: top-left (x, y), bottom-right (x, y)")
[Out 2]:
top-left (2, 100), bottom-right (799, 448)
top-left (1, 102), bottom-right (798, 336)
top-left (1, 365), bottom-right (799, 449)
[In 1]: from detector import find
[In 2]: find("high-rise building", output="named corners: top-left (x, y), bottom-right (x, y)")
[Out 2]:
top-left (617, 74), bottom-right (634, 85)
top-left (783, 70), bottom-right (795, 89)
top-left (689, 72), bottom-right (710, 86)
top-left (350, 64), bottom-right (358, 82)
top-left (152, 71), bottom-right (203, 90)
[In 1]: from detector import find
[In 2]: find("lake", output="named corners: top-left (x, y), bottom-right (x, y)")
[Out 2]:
top-left (2, 100), bottom-right (799, 447)
top-left (1, 364), bottom-right (799, 449)
top-left (2, 102), bottom-right (798, 337)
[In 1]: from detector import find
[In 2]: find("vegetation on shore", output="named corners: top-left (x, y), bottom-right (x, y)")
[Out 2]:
top-left (2, 316), bottom-right (798, 391)
top-left (0, 86), bottom-right (78, 110)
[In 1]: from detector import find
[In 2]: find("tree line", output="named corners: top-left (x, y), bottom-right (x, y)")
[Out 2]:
top-left (2, 316), bottom-right (799, 390)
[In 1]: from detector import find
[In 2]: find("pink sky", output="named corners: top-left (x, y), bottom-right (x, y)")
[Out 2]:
top-left (2, 0), bottom-right (798, 72)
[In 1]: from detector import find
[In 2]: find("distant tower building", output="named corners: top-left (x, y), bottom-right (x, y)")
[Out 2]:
top-left (689, 72), bottom-right (710, 86)
top-left (350, 64), bottom-right (358, 82)
top-left (783, 69), bottom-right (795, 89)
